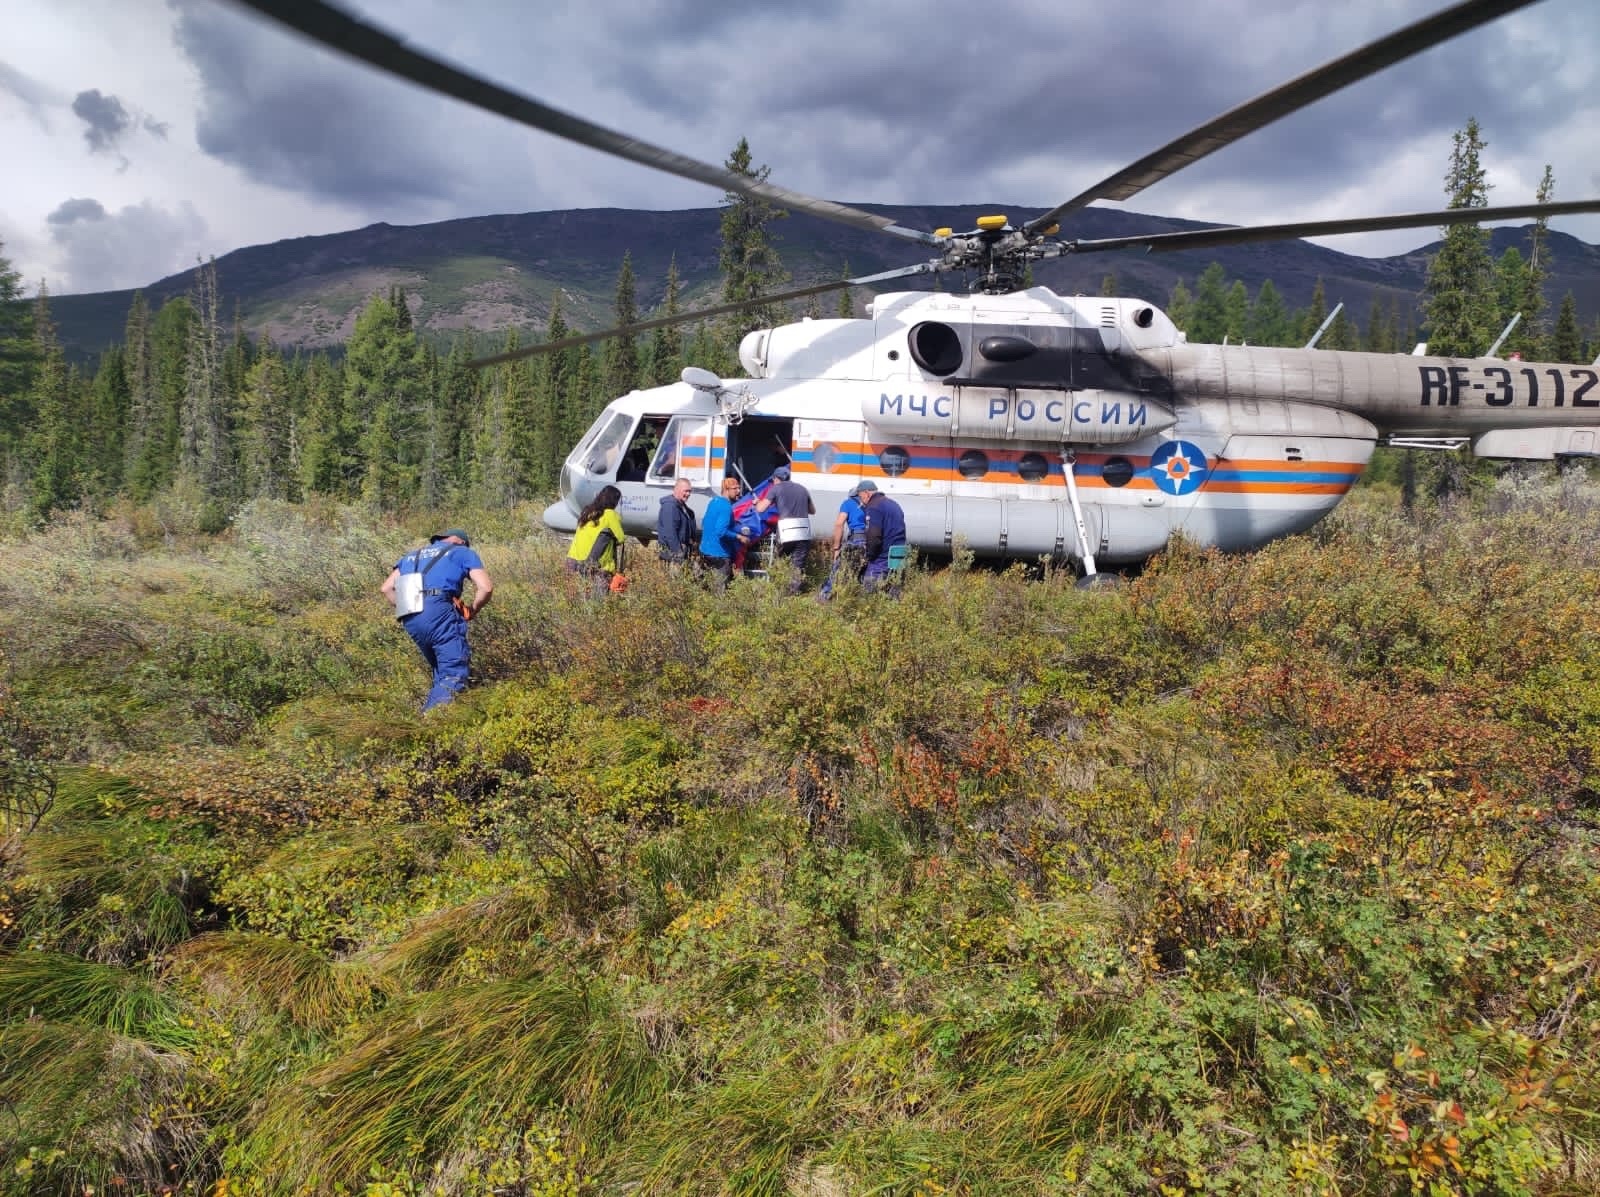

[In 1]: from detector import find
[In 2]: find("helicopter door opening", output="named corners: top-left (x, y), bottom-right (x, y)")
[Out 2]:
top-left (725, 416), bottom-right (795, 489)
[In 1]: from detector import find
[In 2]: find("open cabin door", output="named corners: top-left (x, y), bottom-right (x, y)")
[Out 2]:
top-left (725, 416), bottom-right (796, 490)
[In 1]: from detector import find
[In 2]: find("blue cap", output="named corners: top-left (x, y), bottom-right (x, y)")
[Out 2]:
top-left (848, 480), bottom-right (877, 497)
top-left (431, 529), bottom-right (471, 545)
top-left (772, 466), bottom-right (792, 481)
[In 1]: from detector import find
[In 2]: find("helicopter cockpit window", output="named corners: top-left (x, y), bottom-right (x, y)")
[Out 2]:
top-left (908, 322), bottom-right (964, 377)
top-left (583, 412), bottom-right (633, 477)
top-left (879, 446), bottom-right (911, 477)
top-left (957, 449), bottom-right (990, 479)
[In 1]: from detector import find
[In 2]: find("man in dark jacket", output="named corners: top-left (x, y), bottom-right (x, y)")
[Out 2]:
top-left (857, 481), bottom-right (907, 594)
top-left (656, 477), bottom-right (698, 564)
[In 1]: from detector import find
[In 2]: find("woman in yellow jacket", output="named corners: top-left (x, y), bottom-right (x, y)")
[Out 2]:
top-left (567, 485), bottom-right (626, 595)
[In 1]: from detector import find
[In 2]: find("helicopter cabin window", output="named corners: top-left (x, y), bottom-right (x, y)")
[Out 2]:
top-left (1017, 452), bottom-right (1050, 483)
top-left (879, 446), bottom-right (911, 477)
top-left (957, 449), bottom-right (990, 480)
top-left (582, 412), bottom-right (633, 477)
top-left (1101, 457), bottom-right (1135, 487)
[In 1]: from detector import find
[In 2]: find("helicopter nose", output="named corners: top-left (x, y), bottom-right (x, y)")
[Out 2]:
top-left (541, 499), bottom-right (578, 533)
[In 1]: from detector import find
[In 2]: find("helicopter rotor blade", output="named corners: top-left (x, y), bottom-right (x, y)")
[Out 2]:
top-left (1024, 0), bottom-right (1542, 238)
top-left (1051, 198), bottom-right (1600, 256)
top-left (466, 261), bottom-right (942, 369)
top-left (227, 0), bottom-right (942, 248)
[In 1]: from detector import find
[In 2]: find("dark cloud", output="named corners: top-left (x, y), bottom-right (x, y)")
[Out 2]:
top-left (138, 0), bottom-right (1595, 262)
top-left (72, 88), bottom-right (131, 153)
top-left (172, 0), bottom-right (466, 210)
top-left (47, 198), bottom-right (107, 225)
top-left (47, 199), bottom-right (207, 292)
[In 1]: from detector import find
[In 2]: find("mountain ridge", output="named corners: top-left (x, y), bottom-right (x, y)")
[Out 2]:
top-left (46, 203), bottom-right (1600, 361)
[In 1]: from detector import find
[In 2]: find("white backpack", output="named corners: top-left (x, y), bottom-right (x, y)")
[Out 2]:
top-left (393, 547), bottom-right (454, 618)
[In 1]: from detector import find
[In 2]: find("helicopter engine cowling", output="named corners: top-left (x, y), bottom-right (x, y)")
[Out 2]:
top-left (868, 387), bottom-right (1175, 445)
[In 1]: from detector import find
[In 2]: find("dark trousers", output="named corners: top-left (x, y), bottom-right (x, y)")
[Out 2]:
top-left (777, 539), bottom-right (810, 593)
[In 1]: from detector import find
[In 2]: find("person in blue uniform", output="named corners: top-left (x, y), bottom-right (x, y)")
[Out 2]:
top-left (381, 529), bottom-right (494, 710)
top-left (857, 481), bottom-right (907, 593)
top-left (698, 475), bottom-right (750, 590)
top-left (821, 486), bottom-right (869, 598)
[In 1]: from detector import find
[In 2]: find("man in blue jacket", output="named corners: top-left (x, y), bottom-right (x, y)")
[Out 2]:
top-left (381, 529), bottom-right (494, 710)
top-left (698, 476), bottom-right (750, 590)
top-left (857, 481), bottom-right (907, 594)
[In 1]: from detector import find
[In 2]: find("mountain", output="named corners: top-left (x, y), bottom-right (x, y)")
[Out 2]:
top-left (46, 203), bottom-right (1600, 361)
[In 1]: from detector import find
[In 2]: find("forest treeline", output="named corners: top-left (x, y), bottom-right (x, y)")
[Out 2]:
top-left (3, 126), bottom-right (1595, 531)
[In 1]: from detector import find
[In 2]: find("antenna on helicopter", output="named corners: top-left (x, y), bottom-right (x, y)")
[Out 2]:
top-left (1304, 303), bottom-right (1345, 349)
top-left (1485, 312), bottom-right (1522, 358)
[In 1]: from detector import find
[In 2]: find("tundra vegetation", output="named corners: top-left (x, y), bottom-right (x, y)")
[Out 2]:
top-left (3, 471), bottom-right (1600, 1196)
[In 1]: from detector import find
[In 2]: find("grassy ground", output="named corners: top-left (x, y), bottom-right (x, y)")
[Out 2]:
top-left (3, 479), bottom-right (1599, 1195)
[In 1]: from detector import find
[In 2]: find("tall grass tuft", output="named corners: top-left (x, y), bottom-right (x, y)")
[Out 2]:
top-left (237, 974), bottom-right (664, 1191)
top-left (0, 949), bottom-right (192, 1048)
top-left (173, 931), bottom-right (387, 1033)
top-left (0, 1020), bottom-right (203, 1192)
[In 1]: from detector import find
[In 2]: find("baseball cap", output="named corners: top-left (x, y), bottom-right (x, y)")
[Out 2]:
top-left (772, 466), bottom-right (792, 480)
top-left (848, 480), bottom-right (878, 497)
top-left (431, 528), bottom-right (472, 545)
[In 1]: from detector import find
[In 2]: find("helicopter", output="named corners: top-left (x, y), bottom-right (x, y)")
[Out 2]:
top-left (237, 0), bottom-right (1600, 577)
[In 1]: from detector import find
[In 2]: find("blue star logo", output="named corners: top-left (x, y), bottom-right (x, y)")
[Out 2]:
top-left (1149, 440), bottom-right (1208, 496)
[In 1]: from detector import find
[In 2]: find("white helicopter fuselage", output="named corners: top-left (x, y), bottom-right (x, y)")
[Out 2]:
top-left (546, 286), bottom-right (1600, 568)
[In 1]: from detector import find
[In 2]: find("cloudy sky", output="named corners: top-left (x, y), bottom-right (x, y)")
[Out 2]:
top-left (4, 0), bottom-right (1598, 296)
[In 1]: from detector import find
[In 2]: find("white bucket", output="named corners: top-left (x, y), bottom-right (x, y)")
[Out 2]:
top-left (777, 517), bottom-right (811, 545)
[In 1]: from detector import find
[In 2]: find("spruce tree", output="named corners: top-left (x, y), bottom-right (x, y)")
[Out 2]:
top-left (239, 347), bottom-right (295, 500)
top-left (1223, 280), bottom-right (1249, 344)
top-left (298, 356), bottom-right (349, 498)
top-left (837, 262), bottom-right (855, 318)
top-left (1299, 279), bottom-right (1328, 346)
top-left (1187, 263), bottom-right (1229, 344)
top-left (1166, 280), bottom-right (1193, 333)
top-left (602, 251), bottom-right (640, 399)
top-left (0, 242), bottom-right (36, 493)
top-left (1524, 165), bottom-right (1555, 354)
top-left (718, 138), bottom-right (789, 353)
top-left (85, 346), bottom-right (129, 498)
top-left (1422, 118), bottom-right (1498, 357)
top-left (180, 259), bottom-right (231, 521)
top-left (121, 293), bottom-right (155, 497)
top-left (1366, 295), bottom-right (1394, 354)
top-left (1246, 280), bottom-right (1289, 346)
top-left (345, 294), bottom-right (428, 510)
top-left (1550, 292), bottom-right (1582, 362)
top-left (647, 258), bottom-right (683, 388)
top-left (24, 289), bottom-right (80, 519)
